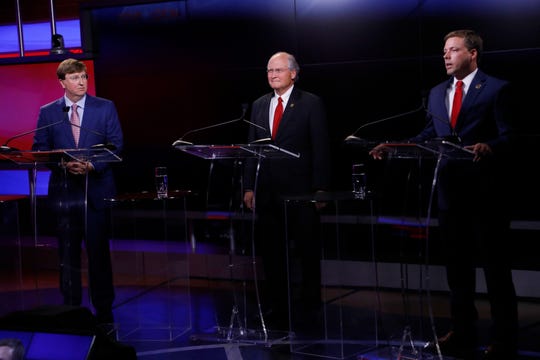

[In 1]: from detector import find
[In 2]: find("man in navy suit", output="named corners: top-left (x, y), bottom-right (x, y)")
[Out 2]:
top-left (243, 52), bottom-right (332, 329)
top-left (33, 58), bottom-right (123, 326)
top-left (371, 30), bottom-right (518, 359)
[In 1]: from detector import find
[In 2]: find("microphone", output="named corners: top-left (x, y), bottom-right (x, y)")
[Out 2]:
top-left (63, 106), bottom-right (118, 150)
top-left (67, 120), bottom-right (116, 150)
top-left (236, 104), bottom-right (271, 141)
top-left (172, 105), bottom-right (249, 147)
top-left (1, 118), bottom-right (66, 152)
top-left (245, 118), bottom-right (272, 144)
top-left (90, 142), bottom-right (117, 151)
top-left (420, 93), bottom-right (462, 144)
top-left (344, 102), bottom-right (425, 144)
top-left (0, 106), bottom-right (72, 152)
top-left (249, 137), bottom-right (273, 145)
top-left (64, 107), bottom-right (103, 139)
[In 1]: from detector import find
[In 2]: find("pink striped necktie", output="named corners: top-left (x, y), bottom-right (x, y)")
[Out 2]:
top-left (71, 103), bottom-right (81, 147)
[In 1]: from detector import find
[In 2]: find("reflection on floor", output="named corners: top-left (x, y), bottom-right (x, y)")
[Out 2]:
top-left (1, 237), bottom-right (540, 360)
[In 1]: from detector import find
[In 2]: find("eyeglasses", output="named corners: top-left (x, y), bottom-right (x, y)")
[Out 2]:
top-left (64, 74), bottom-right (89, 82)
top-left (266, 68), bottom-right (289, 75)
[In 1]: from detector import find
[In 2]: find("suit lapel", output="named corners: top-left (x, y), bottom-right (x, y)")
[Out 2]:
top-left (462, 71), bottom-right (486, 111)
top-left (55, 99), bottom-right (76, 148)
top-left (454, 71), bottom-right (486, 129)
top-left (275, 89), bottom-right (300, 138)
top-left (77, 95), bottom-right (94, 148)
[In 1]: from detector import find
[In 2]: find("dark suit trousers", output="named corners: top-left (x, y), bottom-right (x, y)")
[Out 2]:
top-left (257, 197), bottom-right (322, 317)
top-left (439, 208), bottom-right (518, 346)
top-left (54, 175), bottom-right (115, 317)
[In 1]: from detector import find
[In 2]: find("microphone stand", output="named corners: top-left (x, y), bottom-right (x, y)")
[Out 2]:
top-left (172, 107), bottom-right (249, 147)
top-left (1, 119), bottom-right (65, 152)
top-left (344, 103), bottom-right (425, 144)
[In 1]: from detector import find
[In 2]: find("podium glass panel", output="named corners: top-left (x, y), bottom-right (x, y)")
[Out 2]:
top-left (0, 148), bottom-right (122, 316)
top-left (285, 192), bottom-right (380, 359)
top-left (174, 143), bottom-right (300, 345)
top-left (0, 195), bottom-right (25, 316)
top-left (354, 139), bottom-right (474, 359)
top-left (174, 143), bottom-right (300, 160)
top-left (0, 147), bottom-right (122, 165)
top-left (383, 139), bottom-right (474, 160)
top-left (106, 191), bottom-right (192, 341)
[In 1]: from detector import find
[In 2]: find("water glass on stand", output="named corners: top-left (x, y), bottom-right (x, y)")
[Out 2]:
top-left (155, 166), bottom-right (168, 199)
top-left (352, 163), bottom-right (367, 200)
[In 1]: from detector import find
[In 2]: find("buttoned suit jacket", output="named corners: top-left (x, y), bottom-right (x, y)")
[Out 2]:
top-left (244, 87), bottom-right (331, 206)
top-left (409, 69), bottom-right (514, 212)
top-left (32, 94), bottom-right (124, 210)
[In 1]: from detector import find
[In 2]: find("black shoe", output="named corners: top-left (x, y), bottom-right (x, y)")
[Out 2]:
top-left (96, 310), bottom-right (114, 324)
top-left (482, 343), bottom-right (518, 360)
top-left (425, 331), bottom-right (476, 359)
top-left (97, 322), bottom-right (118, 342)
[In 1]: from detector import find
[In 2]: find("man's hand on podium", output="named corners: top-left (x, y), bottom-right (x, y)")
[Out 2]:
top-left (62, 159), bottom-right (94, 175)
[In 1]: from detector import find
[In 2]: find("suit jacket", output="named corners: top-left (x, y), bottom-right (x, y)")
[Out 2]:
top-left (244, 87), bottom-right (331, 204)
top-left (409, 69), bottom-right (514, 212)
top-left (32, 95), bottom-right (124, 210)
top-left (411, 69), bottom-right (513, 151)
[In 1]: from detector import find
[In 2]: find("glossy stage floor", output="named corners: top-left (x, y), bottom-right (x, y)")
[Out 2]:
top-left (1, 233), bottom-right (540, 360)
top-left (1, 191), bottom-right (540, 360)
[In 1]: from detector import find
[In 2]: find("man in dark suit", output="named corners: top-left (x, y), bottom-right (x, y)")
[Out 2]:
top-left (371, 30), bottom-right (518, 360)
top-left (243, 51), bottom-right (332, 329)
top-left (32, 58), bottom-right (123, 326)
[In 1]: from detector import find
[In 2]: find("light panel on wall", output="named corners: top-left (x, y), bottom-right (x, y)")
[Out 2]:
top-left (0, 19), bottom-right (81, 55)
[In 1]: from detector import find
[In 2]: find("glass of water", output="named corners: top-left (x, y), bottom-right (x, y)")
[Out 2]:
top-left (155, 166), bottom-right (168, 199)
top-left (352, 163), bottom-right (367, 200)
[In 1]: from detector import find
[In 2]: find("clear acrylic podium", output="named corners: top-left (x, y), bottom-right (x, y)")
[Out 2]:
top-left (368, 139), bottom-right (474, 360)
top-left (174, 143), bottom-right (300, 345)
top-left (105, 190), bottom-right (192, 342)
top-left (283, 190), bottom-right (380, 359)
top-left (0, 146), bottom-right (122, 239)
top-left (382, 139), bottom-right (474, 160)
top-left (0, 147), bottom-right (121, 314)
top-left (0, 146), bottom-right (122, 248)
top-left (1, 146), bottom-right (121, 227)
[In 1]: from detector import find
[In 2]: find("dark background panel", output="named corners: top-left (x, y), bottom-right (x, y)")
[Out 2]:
top-left (1, 0), bottom-right (539, 218)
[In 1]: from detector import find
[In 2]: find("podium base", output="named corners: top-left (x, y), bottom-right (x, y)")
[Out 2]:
top-left (190, 326), bottom-right (291, 346)
top-left (291, 339), bottom-right (377, 359)
top-left (358, 343), bottom-right (452, 360)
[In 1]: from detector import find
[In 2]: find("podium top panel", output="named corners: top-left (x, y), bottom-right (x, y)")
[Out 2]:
top-left (0, 147), bottom-right (122, 166)
top-left (174, 143), bottom-right (300, 160)
top-left (417, 140), bottom-right (474, 160)
top-left (384, 140), bottom-right (474, 160)
top-left (383, 142), bottom-right (426, 159)
top-left (105, 189), bottom-right (193, 202)
top-left (283, 191), bottom-right (360, 202)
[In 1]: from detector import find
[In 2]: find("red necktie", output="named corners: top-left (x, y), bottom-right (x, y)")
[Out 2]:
top-left (272, 97), bottom-right (283, 140)
top-left (450, 80), bottom-right (463, 128)
top-left (71, 104), bottom-right (81, 147)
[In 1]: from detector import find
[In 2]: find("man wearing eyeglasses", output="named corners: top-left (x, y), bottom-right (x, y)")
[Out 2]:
top-left (243, 52), bottom-right (332, 330)
top-left (32, 58), bottom-right (123, 330)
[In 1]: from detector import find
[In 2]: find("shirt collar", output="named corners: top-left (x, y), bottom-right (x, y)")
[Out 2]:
top-left (274, 85), bottom-right (294, 105)
top-left (454, 68), bottom-right (478, 91)
top-left (65, 95), bottom-right (86, 109)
